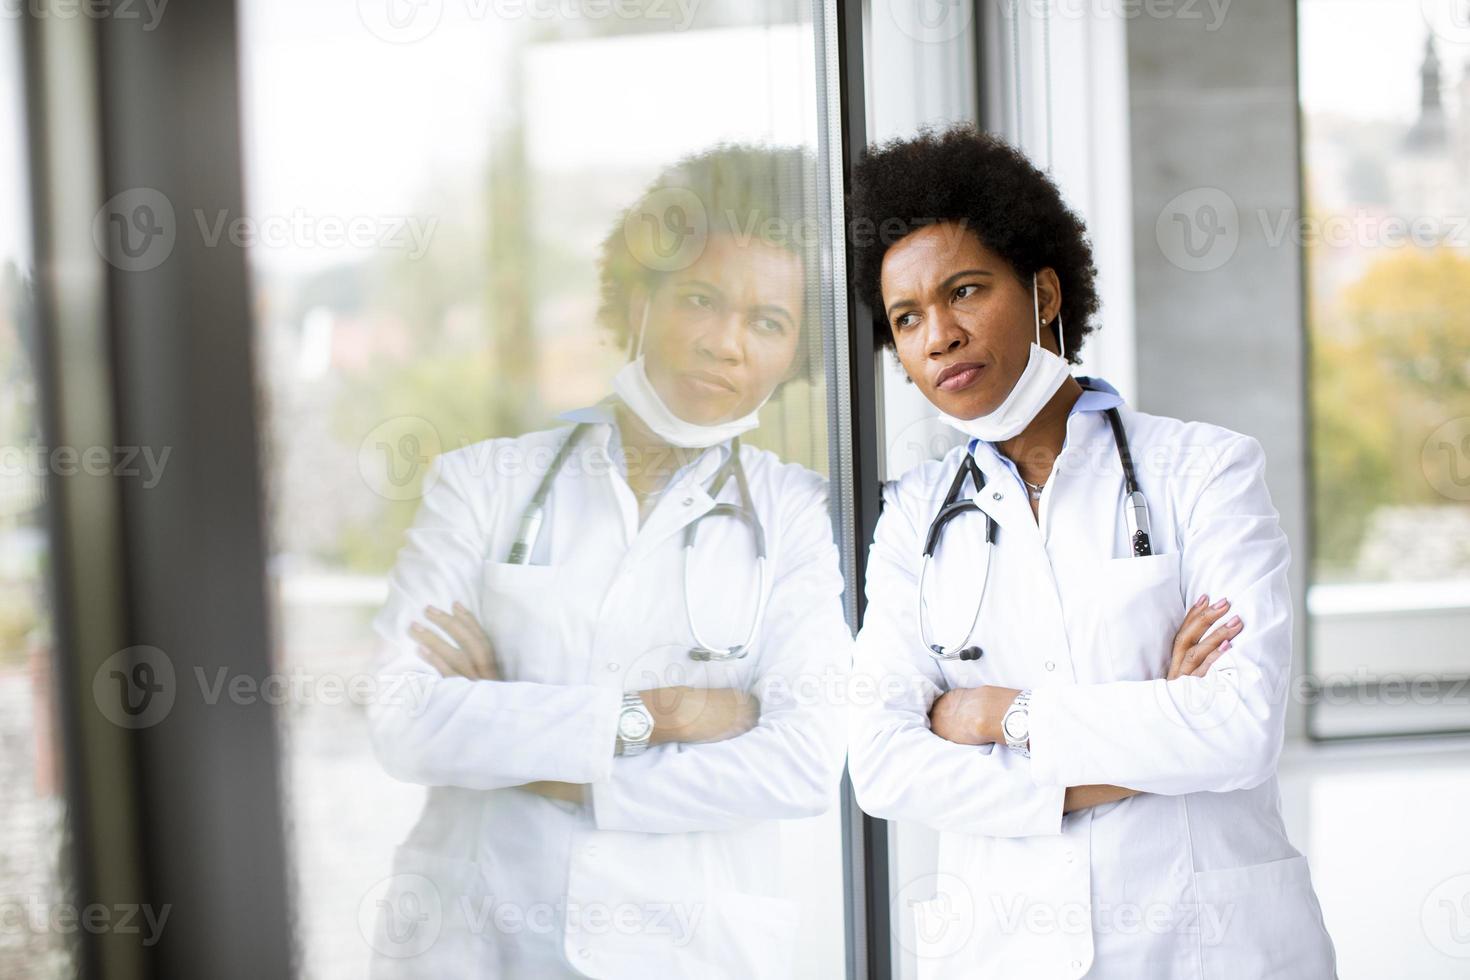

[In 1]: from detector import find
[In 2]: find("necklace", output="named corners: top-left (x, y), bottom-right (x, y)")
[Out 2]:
top-left (1023, 479), bottom-right (1046, 501)
top-left (632, 480), bottom-right (668, 502)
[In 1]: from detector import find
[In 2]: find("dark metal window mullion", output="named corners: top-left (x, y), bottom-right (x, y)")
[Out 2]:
top-left (825, 0), bottom-right (892, 977)
top-left (21, 9), bottom-right (147, 980)
top-left (90, 5), bottom-right (295, 978)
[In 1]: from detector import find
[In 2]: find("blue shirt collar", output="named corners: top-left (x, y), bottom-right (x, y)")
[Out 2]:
top-left (1071, 375), bottom-right (1124, 415)
top-left (555, 394), bottom-right (621, 426)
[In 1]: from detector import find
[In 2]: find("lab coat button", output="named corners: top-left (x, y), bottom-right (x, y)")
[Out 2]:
top-left (682, 496), bottom-right (693, 506)
top-left (579, 948), bottom-right (591, 959)
top-left (992, 491), bottom-right (1002, 500)
top-left (605, 662), bottom-right (619, 672)
top-left (1045, 660), bottom-right (1055, 671)
top-left (1063, 850), bottom-right (1074, 863)
top-left (1070, 959), bottom-right (1082, 971)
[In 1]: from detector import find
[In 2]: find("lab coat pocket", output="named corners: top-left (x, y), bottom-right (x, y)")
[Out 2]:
top-left (367, 844), bottom-right (486, 979)
top-left (696, 891), bottom-right (800, 980)
top-left (1191, 854), bottom-right (1337, 979)
top-left (1097, 550), bottom-right (1184, 681)
top-left (480, 560), bottom-right (561, 681)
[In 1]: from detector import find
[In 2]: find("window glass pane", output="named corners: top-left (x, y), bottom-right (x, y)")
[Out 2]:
top-left (0, 17), bottom-right (78, 979)
top-left (863, 6), bottom-right (978, 979)
top-left (238, 4), bottom-right (851, 977)
top-left (1300, 0), bottom-right (1470, 736)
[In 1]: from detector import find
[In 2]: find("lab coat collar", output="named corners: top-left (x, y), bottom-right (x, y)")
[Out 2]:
top-left (556, 395), bottom-right (738, 558)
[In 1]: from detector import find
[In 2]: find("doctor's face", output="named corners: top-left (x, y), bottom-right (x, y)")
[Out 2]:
top-left (634, 233), bottom-right (805, 425)
top-left (880, 221), bottom-right (1061, 420)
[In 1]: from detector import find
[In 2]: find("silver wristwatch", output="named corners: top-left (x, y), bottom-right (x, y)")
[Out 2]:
top-left (615, 691), bottom-right (654, 757)
top-left (1002, 689), bottom-right (1032, 757)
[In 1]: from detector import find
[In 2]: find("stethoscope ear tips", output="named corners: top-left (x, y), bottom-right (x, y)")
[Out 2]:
top-left (958, 646), bottom-right (984, 661)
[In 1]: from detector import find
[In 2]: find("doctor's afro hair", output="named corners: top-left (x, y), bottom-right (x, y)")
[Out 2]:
top-left (847, 124), bottom-right (1100, 363)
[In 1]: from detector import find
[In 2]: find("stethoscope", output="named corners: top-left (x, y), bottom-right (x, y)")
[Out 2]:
top-left (506, 422), bottom-right (767, 661)
top-left (917, 383), bottom-right (1154, 661)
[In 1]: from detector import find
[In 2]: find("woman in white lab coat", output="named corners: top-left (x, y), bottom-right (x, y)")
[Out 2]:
top-left (845, 126), bottom-right (1338, 978)
top-left (363, 145), bottom-right (850, 979)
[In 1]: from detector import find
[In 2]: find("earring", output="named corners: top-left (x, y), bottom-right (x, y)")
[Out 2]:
top-left (1039, 314), bottom-right (1067, 360)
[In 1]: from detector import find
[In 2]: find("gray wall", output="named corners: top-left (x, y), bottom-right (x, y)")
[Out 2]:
top-left (1127, 2), bottom-right (1309, 738)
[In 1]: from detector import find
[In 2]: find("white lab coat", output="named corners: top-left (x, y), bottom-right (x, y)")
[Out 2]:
top-left (363, 402), bottom-right (850, 979)
top-left (848, 392), bottom-right (1338, 979)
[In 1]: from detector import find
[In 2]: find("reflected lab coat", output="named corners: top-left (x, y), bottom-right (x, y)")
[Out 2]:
top-left (848, 392), bottom-right (1338, 979)
top-left (364, 404), bottom-right (850, 979)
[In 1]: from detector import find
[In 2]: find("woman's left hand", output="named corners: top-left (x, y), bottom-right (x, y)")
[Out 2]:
top-left (409, 602), bottom-right (501, 680)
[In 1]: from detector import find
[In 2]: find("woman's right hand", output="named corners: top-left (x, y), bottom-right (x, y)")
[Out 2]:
top-left (1167, 594), bottom-right (1244, 680)
top-left (641, 687), bottom-right (760, 745)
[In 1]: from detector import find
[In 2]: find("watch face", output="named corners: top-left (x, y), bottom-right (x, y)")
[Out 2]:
top-left (619, 708), bottom-right (652, 742)
top-left (1004, 710), bottom-right (1028, 743)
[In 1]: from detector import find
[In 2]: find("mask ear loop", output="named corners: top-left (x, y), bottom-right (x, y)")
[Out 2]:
top-left (1032, 271), bottom-right (1067, 361)
top-left (628, 298), bottom-right (651, 361)
top-left (1032, 272), bottom-right (1042, 347)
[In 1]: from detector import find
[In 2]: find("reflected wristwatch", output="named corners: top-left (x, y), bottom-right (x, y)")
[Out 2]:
top-left (615, 692), bottom-right (654, 757)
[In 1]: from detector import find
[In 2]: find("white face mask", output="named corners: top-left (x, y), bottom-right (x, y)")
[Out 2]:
top-left (939, 272), bottom-right (1071, 443)
top-left (610, 304), bottom-right (769, 449)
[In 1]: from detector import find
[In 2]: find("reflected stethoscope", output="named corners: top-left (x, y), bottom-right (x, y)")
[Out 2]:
top-left (506, 421), bottom-right (767, 661)
top-left (917, 382), bottom-right (1154, 661)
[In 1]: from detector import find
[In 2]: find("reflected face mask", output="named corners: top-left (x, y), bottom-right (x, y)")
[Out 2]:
top-left (610, 304), bottom-right (768, 449)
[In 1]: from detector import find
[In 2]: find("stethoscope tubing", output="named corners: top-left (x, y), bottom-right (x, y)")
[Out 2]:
top-left (918, 397), bottom-right (1151, 661)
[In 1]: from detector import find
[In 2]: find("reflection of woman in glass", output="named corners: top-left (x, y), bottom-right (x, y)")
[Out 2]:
top-left (366, 145), bottom-right (849, 978)
top-left (846, 126), bottom-right (1336, 977)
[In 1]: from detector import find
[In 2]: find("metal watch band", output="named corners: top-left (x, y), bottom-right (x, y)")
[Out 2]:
top-left (615, 691), bottom-right (653, 757)
top-left (1003, 689), bottom-right (1032, 757)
